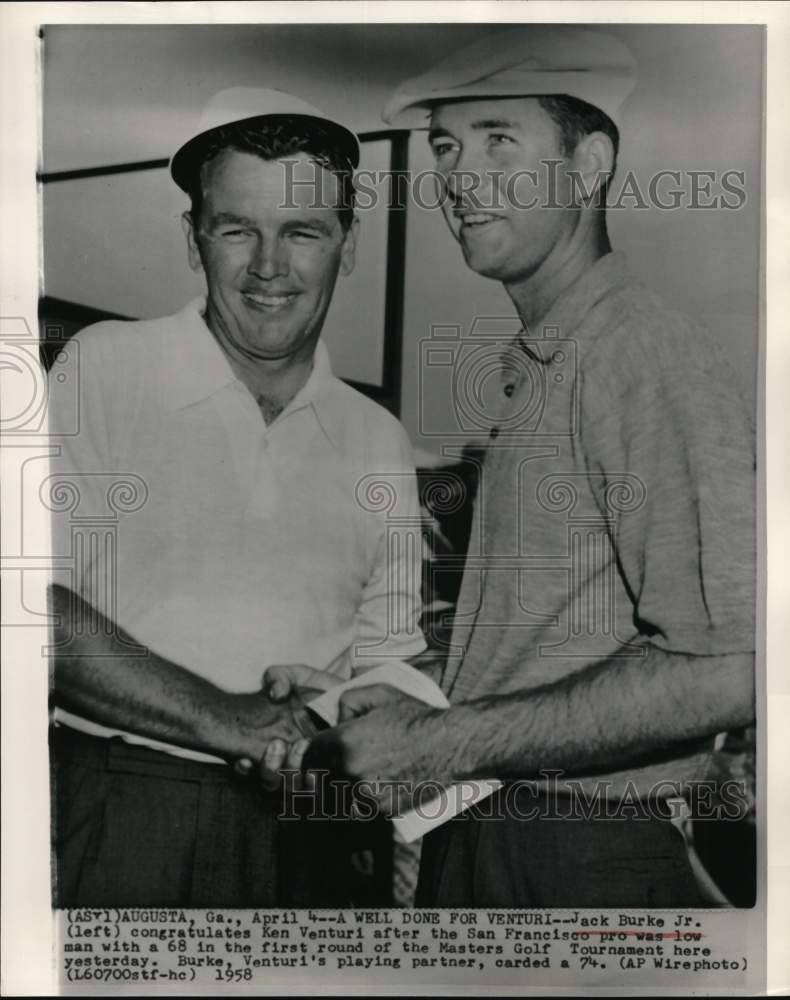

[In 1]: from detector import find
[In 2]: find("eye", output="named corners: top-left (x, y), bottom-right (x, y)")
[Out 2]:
top-left (487, 133), bottom-right (517, 148)
top-left (217, 228), bottom-right (253, 243)
top-left (430, 139), bottom-right (459, 161)
top-left (289, 229), bottom-right (321, 241)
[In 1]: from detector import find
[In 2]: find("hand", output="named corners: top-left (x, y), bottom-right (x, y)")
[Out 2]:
top-left (235, 663), bottom-right (343, 787)
top-left (301, 688), bottom-right (455, 817)
top-left (335, 681), bottom-right (413, 723)
top-left (264, 662), bottom-right (340, 702)
top-left (263, 680), bottom-right (425, 792)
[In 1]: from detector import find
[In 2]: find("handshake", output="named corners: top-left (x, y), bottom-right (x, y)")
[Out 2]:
top-left (234, 663), bottom-right (447, 815)
top-left (234, 662), bottom-right (404, 785)
top-left (231, 661), bottom-right (502, 838)
top-left (231, 660), bottom-right (477, 827)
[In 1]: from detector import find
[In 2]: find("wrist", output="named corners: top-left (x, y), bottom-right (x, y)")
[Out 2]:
top-left (445, 701), bottom-right (496, 779)
top-left (203, 690), bottom-right (282, 761)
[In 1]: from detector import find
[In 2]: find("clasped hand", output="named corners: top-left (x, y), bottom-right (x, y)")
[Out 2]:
top-left (235, 663), bottom-right (447, 817)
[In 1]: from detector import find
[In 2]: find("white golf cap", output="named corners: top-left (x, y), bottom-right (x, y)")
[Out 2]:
top-left (170, 87), bottom-right (360, 191)
top-left (383, 27), bottom-right (637, 129)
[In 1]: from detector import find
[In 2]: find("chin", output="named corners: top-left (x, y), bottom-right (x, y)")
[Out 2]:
top-left (463, 253), bottom-right (509, 281)
top-left (465, 245), bottom-right (539, 285)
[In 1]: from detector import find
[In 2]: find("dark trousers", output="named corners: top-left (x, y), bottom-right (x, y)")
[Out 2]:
top-left (416, 786), bottom-right (707, 909)
top-left (51, 727), bottom-right (361, 908)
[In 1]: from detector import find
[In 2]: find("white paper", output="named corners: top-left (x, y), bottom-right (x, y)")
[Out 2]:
top-left (307, 661), bottom-right (503, 842)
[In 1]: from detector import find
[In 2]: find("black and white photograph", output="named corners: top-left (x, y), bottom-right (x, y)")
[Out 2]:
top-left (1, 2), bottom-right (786, 995)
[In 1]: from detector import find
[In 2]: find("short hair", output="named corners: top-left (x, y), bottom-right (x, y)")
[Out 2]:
top-left (537, 94), bottom-right (620, 184)
top-left (187, 119), bottom-right (356, 231)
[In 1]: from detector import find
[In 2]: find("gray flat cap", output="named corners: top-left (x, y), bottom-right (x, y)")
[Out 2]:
top-left (383, 26), bottom-right (637, 129)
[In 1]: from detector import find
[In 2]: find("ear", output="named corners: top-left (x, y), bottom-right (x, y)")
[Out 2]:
top-left (571, 131), bottom-right (615, 203)
top-left (338, 215), bottom-right (359, 278)
top-left (181, 211), bottom-right (203, 273)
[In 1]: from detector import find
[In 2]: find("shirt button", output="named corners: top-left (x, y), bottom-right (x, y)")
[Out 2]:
top-left (489, 427), bottom-right (500, 440)
top-left (504, 383), bottom-right (515, 398)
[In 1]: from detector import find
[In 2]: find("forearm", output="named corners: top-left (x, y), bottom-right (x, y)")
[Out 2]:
top-left (446, 644), bottom-right (755, 780)
top-left (50, 584), bottom-right (295, 761)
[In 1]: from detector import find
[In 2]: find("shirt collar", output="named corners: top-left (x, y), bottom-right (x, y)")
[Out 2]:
top-left (163, 298), bottom-right (238, 412)
top-left (164, 298), bottom-right (345, 450)
top-left (281, 338), bottom-right (344, 450)
top-left (500, 252), bottom-right (631, 374)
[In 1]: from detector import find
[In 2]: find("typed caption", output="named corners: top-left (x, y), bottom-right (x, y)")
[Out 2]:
top-left (58, 906), bottom-right (756, 992)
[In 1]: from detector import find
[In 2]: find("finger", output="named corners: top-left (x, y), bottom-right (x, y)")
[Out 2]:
top-left (263, 664), bottom-right (306, 702)
top-left (260, 738), bottom-right (287, 791)
top-left (264, 663), bottom-right (338, 702)
top-left (234, 757), bottom-right (254, 777)
top-left (285, 737), bottom-right (309, 772)
top-left (338, 683), bottom-right (400, 721)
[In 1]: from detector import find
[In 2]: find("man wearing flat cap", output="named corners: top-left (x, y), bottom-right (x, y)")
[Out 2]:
top-left (288, 27), bottom-right (755, 907)
top-left (46, 88), bottom-right (425, 907)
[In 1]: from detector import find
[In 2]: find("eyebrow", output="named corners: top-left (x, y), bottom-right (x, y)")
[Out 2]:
top-left (471, 117), bottom-right (521, 130)
top-left (283, 217), bottom-right (334, 236)
top-left (428, 118), bottom-right (521, 142)
top-left (207, 212), bottom-right (256, 227)
top-left (205, 213), bottom-right (335, 236)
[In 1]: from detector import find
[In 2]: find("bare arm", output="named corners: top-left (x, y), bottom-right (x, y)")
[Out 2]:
top-left (303, 644), bottom-right (755, 787)
top-left (448, 645), bottom-right (755, 779)
top-left (50, 583), bottom-right (300, 762)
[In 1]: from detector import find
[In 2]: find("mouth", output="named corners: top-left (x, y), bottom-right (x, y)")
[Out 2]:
top-left (241, 291), bottom-right (298, 310)
top-left (455, 211), bottom-right (503, 234)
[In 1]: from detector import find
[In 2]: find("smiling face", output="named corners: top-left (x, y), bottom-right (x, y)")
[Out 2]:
top-left (429, 97), bottom-right (578, 287)
top-left (184, 149), bottom-right (356, 367)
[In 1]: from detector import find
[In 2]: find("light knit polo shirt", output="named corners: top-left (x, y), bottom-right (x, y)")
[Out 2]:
top-left (442, 252), bottom-right (755, 797)
top-left (48, 298), bottom-right (425, 760)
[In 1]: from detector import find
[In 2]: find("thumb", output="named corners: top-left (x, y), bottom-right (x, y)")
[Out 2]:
top-left (338, 683), bottom-right (397, 722)
top-left (264, 663), bottom-right (337, 702)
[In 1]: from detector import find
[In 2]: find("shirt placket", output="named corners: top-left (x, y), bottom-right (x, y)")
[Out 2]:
top-left (245, 428), bottom-right (280, 520)
top-left (215, 383), bottom-right (281, 521)
top-left (243, 398), bottom-right (317, 520)
top-left (444, 344), bottom-right (526, 698)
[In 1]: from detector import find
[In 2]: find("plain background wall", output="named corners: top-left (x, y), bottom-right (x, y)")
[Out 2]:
top-left (41, 23), bottom-right (762, 457)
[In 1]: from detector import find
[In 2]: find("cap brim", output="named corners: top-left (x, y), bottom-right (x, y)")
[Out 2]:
top-left (383, 70), bottom-right (634, 130)
top-left (170, 113), bottom-right (360, 192)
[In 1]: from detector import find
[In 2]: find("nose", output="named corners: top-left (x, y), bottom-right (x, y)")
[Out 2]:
top-left (446, 146), bottom-right (488, 209)
top-left (247, 235), bottom-right (288, 280)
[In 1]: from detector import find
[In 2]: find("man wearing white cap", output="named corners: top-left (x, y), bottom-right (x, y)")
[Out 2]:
top-left (294, 28), bottom-right (755, 907)
top-left (47, 88), bottom-right (425, 906)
